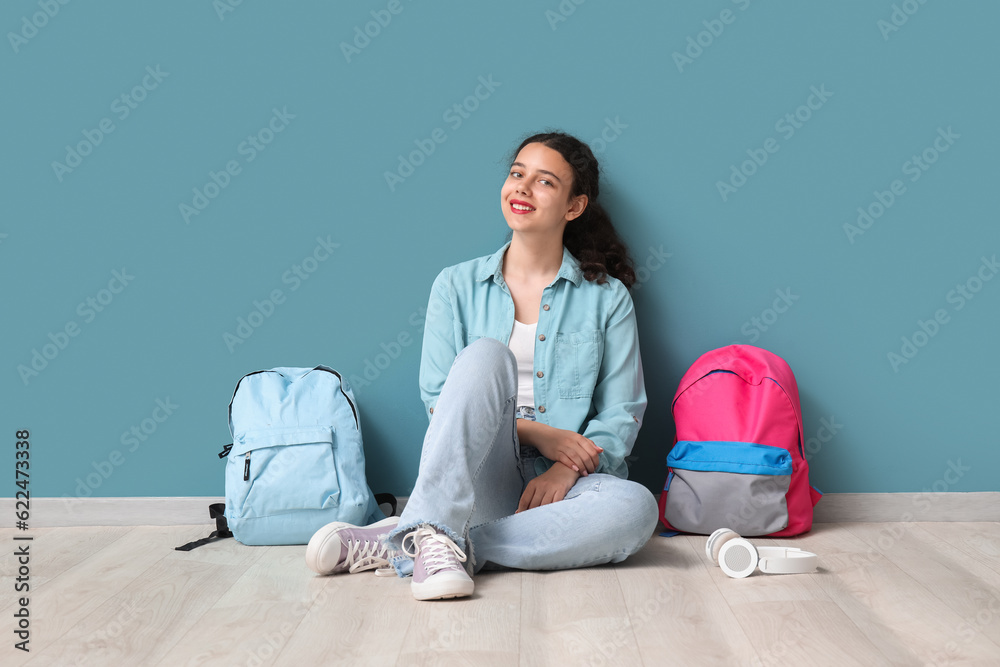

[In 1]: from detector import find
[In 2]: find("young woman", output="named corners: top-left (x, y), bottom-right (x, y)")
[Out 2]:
top-left (306, 131), bottom-right (659, 600)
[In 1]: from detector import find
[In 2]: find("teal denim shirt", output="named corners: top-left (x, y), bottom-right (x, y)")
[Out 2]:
top-left (419, 242), bottom-right (647, 480)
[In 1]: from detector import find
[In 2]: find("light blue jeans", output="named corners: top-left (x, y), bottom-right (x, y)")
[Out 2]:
top-left (386, 337), bottom-right (659, 576)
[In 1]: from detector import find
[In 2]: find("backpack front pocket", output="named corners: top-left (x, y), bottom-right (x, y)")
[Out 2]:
top-left (663, 440), bottom-right (792, 536)
top-left (228, 427), bottom-right (341, 519)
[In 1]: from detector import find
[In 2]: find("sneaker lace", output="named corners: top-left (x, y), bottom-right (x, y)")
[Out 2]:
top-left (402, 527), bottom-right (468, 576)
top-left (344, 536), bottom-right (396, 576)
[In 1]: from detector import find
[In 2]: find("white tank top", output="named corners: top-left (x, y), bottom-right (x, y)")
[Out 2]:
top-left (508, 319), bottom-right (537, 409)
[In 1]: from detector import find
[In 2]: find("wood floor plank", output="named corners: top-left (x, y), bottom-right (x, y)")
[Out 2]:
top-left (156, 545), bottom-right (327, 666)
top-left (728, 598), bottom-right (893, 667)
top-left (273, 568), bottom-right (416, 666)
top-left (1, 526), bottom-right (209, 661)
top-left (0, 525), bottom-right (130, 589)
top-left (921, 522), bottom-right (1000, 576)
top-left (396, 570), bottom-right (522, 666)
top-left (613, 534), bottom-right (761, 666)
top-left (22, 527), bottom-right (261, 666)
top-left (805, 523), bottom-right (1000, 665)
top-left (843, 522), bottom-right (1000, 657)
top-left (519, 566), bottom-right (642, 667)
top-left (157, 601), bottom-right (309, 667)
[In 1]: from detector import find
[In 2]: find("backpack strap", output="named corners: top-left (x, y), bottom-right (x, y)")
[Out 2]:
top-left (375, 493), bottom-right (398, 517)
top-left (174, 503), bottom-right (233, 551)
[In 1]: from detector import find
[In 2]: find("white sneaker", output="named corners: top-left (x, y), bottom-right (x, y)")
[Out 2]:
top-left (402, 526), bottom-right (474, 600)
top-left (305, 516), bottom-right (400, 576)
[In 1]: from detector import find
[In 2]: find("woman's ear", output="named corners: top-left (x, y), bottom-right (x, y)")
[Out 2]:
top-left (565, 194), bottom-right (588, 222)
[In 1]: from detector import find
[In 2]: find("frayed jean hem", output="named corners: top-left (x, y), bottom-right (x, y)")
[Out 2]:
top-left (386, 519), bottom-right (467, 579)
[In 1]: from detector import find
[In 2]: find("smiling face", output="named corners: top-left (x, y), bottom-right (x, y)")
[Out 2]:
top-left (501, 142), bottom-right (588, 238)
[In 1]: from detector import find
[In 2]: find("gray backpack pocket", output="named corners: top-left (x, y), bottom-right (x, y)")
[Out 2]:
top-left (664, 440), bottom-right (792, 536)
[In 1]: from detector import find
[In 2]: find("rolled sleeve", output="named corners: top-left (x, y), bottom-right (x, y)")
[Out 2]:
top-left (418, 269), bottom-right (459, 419)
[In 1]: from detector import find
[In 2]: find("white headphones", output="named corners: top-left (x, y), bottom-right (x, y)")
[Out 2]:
top-left (706, 528), bottom-right (818, 579)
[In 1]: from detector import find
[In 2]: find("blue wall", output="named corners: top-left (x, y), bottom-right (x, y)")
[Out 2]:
top-left (3, 1), bottom-right (997, 501)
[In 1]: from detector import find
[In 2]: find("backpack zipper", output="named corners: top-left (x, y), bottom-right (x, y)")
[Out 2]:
top-left (314, 367), bottom-right (359, 430)
top-left (244, 452), bottom-right (251, 481)
top-left (230, 367), bottom-right (359, 433)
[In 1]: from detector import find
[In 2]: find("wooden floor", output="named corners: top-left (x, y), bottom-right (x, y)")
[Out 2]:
top-left (2, 521), bottom-right (999, 666)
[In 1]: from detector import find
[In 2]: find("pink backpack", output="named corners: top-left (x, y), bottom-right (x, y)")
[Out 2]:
top-left (658, 345), bottom-right (821, 537)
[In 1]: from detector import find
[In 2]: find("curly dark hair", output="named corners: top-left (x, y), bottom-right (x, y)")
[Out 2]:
top-left (505, 131), bottom-right (637, 289)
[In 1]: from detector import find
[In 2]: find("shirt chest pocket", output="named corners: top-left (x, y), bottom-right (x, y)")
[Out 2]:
top-left (554, 330), bottom-right (603, 399)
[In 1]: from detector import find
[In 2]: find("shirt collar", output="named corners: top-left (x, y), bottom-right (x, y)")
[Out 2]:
top-left (477, 241), bottom-right (584, 287)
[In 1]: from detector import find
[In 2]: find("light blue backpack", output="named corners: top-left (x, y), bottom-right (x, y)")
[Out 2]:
top-left (179, 365), bottom-right (393, 549)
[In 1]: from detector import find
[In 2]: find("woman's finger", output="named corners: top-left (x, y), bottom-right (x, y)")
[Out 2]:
top-left (559, 453), bottom-right (581, 473)
top-left (516, 485), bottom-right (536, 513)
top-left (562, 452), bottom-right (588, 476)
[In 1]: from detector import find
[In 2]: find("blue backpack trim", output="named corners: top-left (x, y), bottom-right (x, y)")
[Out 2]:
top-left (667, 440), bottom-right (793, 476)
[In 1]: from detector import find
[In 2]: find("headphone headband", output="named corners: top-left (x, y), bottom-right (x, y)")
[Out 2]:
top-left (756, 547), bottom-right (818, 574)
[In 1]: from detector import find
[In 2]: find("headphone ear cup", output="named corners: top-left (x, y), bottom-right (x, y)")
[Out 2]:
top-left (718, 538), bottom-right (759, 578)
top-left (706, 528), bottom-right (740, 563)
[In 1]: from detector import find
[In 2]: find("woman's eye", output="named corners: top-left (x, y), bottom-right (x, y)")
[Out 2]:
top-left (540, 180), bottom-right (552, 186)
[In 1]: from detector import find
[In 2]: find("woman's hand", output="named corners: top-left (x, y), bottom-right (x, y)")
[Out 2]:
top-left (518, 420), bottom-right (603, 476)
top-left (516, 463), bottom-right (580, 513)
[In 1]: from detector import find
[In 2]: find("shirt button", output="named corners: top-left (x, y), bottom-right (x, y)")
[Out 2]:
top-left (542, 304), bottom-right (550, 311)
top-left (538, 405), bottom-right (546, 413)
top-left (538, 334), bottom-right (546, 341)
top-left (536, 371), bottom-right (544, 378)
top-left (429, 407), bottom-right (434, 414)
